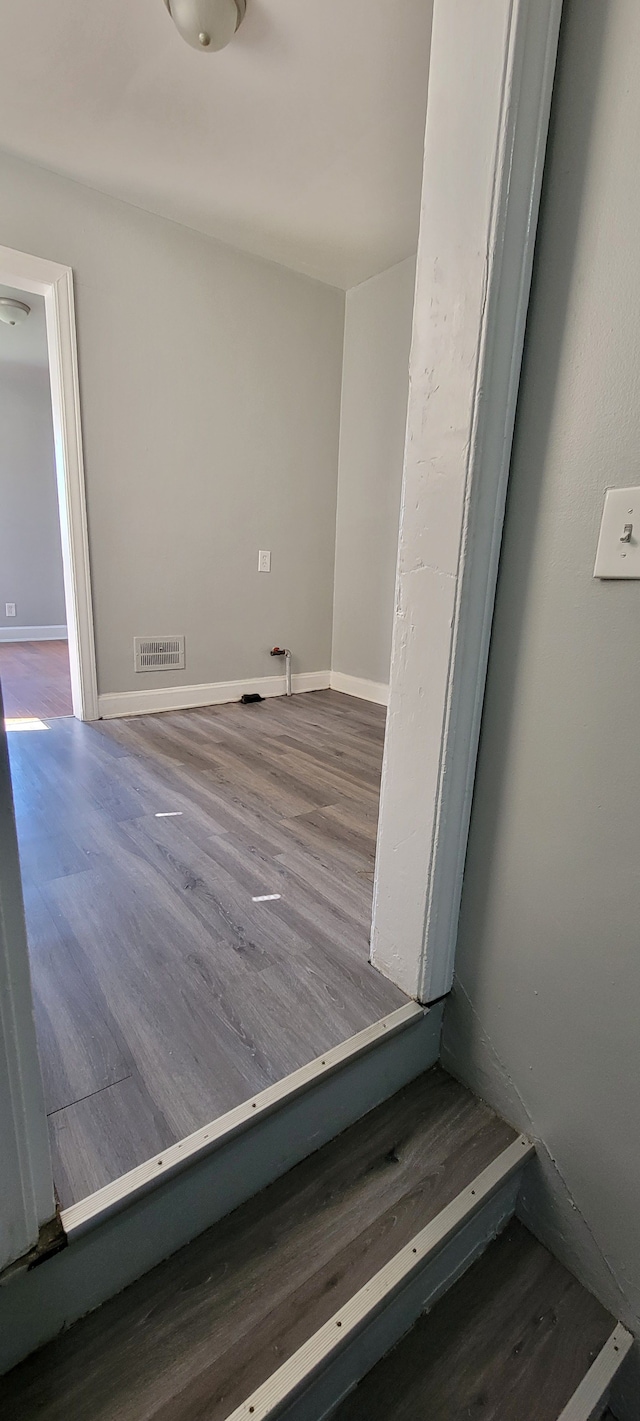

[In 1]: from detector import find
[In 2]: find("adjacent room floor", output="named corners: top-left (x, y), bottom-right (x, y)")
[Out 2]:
top-left (0, 639), bottom-right (72, 720)
top-left (5, 690), bottom-right (405, 1208)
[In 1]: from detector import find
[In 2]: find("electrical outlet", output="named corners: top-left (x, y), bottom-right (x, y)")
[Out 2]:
top-left (258, 550), bottom-right (271, 574)
top-left (5, 603), bottom-right (16, 617)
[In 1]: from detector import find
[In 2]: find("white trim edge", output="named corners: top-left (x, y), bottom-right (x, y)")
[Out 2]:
top-left (224, 1134), bottom-right (533, 1421)
top-left (557, 1324), bottom-right (634, 1421)
top-left (329, 672), bottom-right (389, 706)
top-left (62, 1002), bottom-right (425, 1238)
top-left (0, 626), bottom-right (67, 644)
top-left (98, 670), bottom-right (331, 719)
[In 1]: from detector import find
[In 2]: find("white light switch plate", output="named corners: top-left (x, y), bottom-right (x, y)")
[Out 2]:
top-left (594, 487), bottom-right (640, 578)
top-left (258, 550), bottom-right (271, 573)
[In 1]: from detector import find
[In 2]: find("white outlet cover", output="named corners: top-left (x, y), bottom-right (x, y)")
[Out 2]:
top-left (594, 487), bottom-right (640, 579)
top-left (5, 603), bottom-right (16, 617)
top-left (258, 550), bottom-right (271, 573)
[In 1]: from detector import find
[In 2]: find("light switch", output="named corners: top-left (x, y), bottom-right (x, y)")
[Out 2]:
top-left (258, 550), bottom-right (271, 573)
top-left (594, 487), bottom-right (640, 578)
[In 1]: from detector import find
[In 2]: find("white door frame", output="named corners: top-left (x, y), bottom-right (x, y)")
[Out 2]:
top-left (371, 0), bottom-right (563, 1002)
top-left (0, 245), bottom-right (98, 723)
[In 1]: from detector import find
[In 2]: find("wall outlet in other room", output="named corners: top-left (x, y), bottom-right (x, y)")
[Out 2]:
top-left (258, 550), bottom-right (271, 573)
top-left (5, 603), bottom-right (16, 617)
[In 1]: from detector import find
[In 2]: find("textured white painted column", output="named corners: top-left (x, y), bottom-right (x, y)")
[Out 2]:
top-left (0, 695), bottom-right (55, 1271)
top-left (371, 0), bottom-right (562, 1001)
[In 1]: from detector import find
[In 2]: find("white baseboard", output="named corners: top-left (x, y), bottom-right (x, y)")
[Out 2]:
top-left (329, 671), bottom-right (389, 706)
top-left (0, 625), bottom-right (67, 643)
top-left (98, 669), bottom-right (390, 720)
top-left (98, 670), bottom-right (331, 719)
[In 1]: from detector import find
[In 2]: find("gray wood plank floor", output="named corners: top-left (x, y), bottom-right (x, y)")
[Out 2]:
top-left (0, 1069), bottom-right (516, 1421)
top-left (6, 690), bottom-right (405, 1207)
top-left (333, 1219), bottom-right (614, 1421)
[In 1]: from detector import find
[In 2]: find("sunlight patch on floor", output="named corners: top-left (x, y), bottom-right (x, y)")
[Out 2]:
top-left (4, 717), bottom-right (50, 732)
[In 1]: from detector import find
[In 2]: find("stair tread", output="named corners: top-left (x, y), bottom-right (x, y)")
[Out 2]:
top-left (332, 1218), bottom-right (615, 1421)
top-left (0, 1067), bottom-right (514, 1421)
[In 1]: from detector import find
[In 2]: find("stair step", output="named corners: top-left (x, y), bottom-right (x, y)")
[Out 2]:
top-left (0, 1001), bottom-right (443, 1376)
top-left (225, 1134), bottom-right (531, 1421)
top-left (0, 1067), bottom-right (516, 1420)
top-left (330, 1220), bottom-right (621, 1421)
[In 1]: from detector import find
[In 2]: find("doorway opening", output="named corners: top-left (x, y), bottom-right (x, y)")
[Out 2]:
top-left (0, 246), bottom-right (98, 727)
top-left (1, 237), bottom-right (416, 1212)
top-left (0, 7), bottom-right (428, 1210)
top-left (0, 284), bottom-right (72, 724)
top-left (1, 236), bottom-right (417, 1208)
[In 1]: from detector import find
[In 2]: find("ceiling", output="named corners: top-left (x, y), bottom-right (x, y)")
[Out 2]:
top-left (0, 1), bottom-right (432, 289)
top-left (0, 286), bottom-right (47, 368)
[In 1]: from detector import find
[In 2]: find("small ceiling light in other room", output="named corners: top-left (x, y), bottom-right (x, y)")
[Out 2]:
top-left (164, 0), bottom-right (246, 51)
top-left (0, 298), bottom-right (31, 327)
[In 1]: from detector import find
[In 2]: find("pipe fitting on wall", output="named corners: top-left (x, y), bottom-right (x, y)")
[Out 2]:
top-left (270, 647), bottom-right (292, 697)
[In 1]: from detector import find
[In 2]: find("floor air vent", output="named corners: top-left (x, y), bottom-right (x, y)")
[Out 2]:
top-left (134, 636), bottom-right (185, 673)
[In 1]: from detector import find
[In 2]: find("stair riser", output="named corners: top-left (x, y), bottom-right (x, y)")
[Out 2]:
top-left (231, 1163), bottom-right (528, 1421)
top-left (0, 1004), bottom-right (442, 1377)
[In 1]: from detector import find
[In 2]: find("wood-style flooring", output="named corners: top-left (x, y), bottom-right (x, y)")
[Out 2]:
top-left (0, 639), bottom-right (72, 719)
top-left (6, 690), bottom-right (405, 1206)
top-left (333, 1219), bottom-right (614, 1421)
top-left (0, 1069), bottom-right (517, 1421)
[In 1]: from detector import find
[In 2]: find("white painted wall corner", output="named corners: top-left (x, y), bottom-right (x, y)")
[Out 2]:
top-left (329, 671), bottom-right (389, 705)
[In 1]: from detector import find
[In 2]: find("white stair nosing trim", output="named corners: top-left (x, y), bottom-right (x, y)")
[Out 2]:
top-left (224, 1133), bottom-right (534, 1421)
top-left (0, 625), bottom-right (67, 643)
top-left (556, 1323), bottom-right (634, 1421)
top-left (329, 671), bottom-right (389, 706)
top-left (98, 671), bottom-right (331, 718)
top-left (62, 1002), bottom-right (425, 1240)
top-left (279, 1184), bottom-right (522, 1421)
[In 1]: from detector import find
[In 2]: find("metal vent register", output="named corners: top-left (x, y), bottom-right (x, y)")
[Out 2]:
top-left (134, 636), bottom-right (185, 673)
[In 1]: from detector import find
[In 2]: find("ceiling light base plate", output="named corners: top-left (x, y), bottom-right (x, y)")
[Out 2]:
top-left (164, 0), bottom-right (246, 51)
top-left (0, 298), bottom-right (31, 327)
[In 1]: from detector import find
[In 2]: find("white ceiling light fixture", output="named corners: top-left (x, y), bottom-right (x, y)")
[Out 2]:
top-left (0, 298), bottom-right (31, 327)
top-left (163, 0), bottom-right (246, 51)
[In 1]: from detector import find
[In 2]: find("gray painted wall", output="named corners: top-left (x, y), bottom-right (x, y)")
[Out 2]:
top-left (443, 0), bottom-right (640, 1334)
top-left (0, 151), bottom-right (345, 695)
top-left (332, 258), bottom-right (415, 688)
top-left (0, 363), bottom-right (65, 632)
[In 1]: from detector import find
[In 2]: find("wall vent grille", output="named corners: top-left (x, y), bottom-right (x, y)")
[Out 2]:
top-left (134, 636), bottom-right (185, 673)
